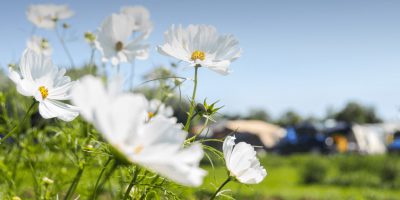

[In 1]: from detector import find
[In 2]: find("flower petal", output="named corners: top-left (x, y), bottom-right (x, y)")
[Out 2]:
top-left (39, 99), bottom-right (79, 121)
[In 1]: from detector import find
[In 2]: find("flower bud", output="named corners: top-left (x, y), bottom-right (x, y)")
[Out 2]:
top-left (42, 177), bottom-right (54, 186)
top-left (8, 63), bottom-right (16, 68)
top-left (195, 103), bottom-right (206, 114)
top-left (84, 144), bottom-right (94, 151)
top-left (174, 78), bottom-right (182, 86)
top-left (62, 23), bottom-right (70, 29)
top-left (84, 32), bottom-right (96, 43)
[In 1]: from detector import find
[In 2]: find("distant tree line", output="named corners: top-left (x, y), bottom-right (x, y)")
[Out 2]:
top-left (225, 101), bottom-right (382, 127)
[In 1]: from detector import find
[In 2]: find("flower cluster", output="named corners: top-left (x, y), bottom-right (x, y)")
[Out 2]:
top-left (27, 4), bottom-right (73, 29)
top-left (4, 3), bottom-right (266, 199)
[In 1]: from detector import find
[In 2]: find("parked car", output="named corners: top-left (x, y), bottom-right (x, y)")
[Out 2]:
top-left (274, 123), bottom-right (329, 154)
top-left (388, 131), bottom-right (400, 153)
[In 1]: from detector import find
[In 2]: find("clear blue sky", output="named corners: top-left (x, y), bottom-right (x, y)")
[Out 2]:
top-left (1, 0), bottom-right (400, 120)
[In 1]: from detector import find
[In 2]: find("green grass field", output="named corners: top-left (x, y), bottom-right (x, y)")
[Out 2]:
top-left (2, 138), bottom-right (400, 200)
top-left (188, 154), bottom-right (400, 200)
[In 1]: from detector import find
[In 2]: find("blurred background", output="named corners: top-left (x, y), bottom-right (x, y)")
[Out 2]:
top-left (1, 0), bottom-right (400, 199)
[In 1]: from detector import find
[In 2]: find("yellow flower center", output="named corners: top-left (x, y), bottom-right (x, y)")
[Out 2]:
top-left (191, 50), bottom-right (205, 61)
top-left (115, 41), bottom-right (124, 52)
top-left (148, 112), bottom-right (155, 119)
top-left (40, 39), bottom-right (49, 50)
top-left (133, 145), bottom-right (144, 154)
top-left (38, 86), bottom-right (49, 99)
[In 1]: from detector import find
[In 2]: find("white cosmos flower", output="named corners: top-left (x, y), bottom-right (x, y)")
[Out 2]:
top-left (148, 99), bottom-right (173, 119)
top-left (157, 24), bottom-right (241, 75)
top-left (8, 49), bottom-right (79, 122)
top-left (27, 36), bottom-right (52, 56)
top-left (27, 4), bottom-right (74, 29)
top-left (223, 136), bottom-right (267, 184)
top-left (71, 75), bottom-right (207, 186)
top-left (95, 14), bottom-right (149, 66)
top-left (120, 6), bottom-right (153, 37)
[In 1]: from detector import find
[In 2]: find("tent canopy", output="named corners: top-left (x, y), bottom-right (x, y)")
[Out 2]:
top-left (225, 120), bottom-right (286, 148)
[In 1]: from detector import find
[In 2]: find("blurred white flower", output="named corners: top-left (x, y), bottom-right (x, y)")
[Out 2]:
top-left (148, 99), bottom-right (173, 119)
top-left (27, 36), bottom-right (52, 56)
top-left (27, 4), bottom-right (74, 29)
top-left (70, 75), bottom-right (122, 122)
top-left (96, 14), bottom-right (149, 66)
top-left (158, 24), bottom-right (241, 75)
top-left (71, 75), bottom-right (206, 186)
top-left (120, 6), bottom-right (153, 37)
top-left (223, 136), bottom-right (267, 184)
top-left (8, 49), bottom-right (79, 122)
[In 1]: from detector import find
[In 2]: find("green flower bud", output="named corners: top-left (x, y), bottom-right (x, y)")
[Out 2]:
top-left (8, 63), bottom-right (16, 68)
top-left (174, 78), bottom-right (182, 86)
top-left (84, 32), bottom-right (96, 43)
top-left (40, 39), bottom-right (50, 50)
top-left (195, 103), bottom-right (206, 113)
top-left (62, 23), bottom-right (70, 29)
top-left (42, 177), bottom-right (54, 186)
top-left (84, 144), bottom-right (94, 151)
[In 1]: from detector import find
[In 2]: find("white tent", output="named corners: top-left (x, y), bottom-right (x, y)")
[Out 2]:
top-left (352, 123), bottom-right (400, 154)
top-left (225, 120), bottom-right (286, 148)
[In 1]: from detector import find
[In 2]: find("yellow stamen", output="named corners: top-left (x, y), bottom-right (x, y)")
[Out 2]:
top-left (40, 39), bottom-right (49, 50)
top-left (115, 41), bottom-right (124, 52)
top-left (133, 145), bottom-right (144, 154)
top-left (38, 86), bottom-right (48, 99)
top-left (191, 50), bottom-right (205, 61)
top-left (148, 112), bottom-right (155, 119)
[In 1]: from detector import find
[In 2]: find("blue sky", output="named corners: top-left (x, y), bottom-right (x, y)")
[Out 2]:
top-left (1, 0), bottom-right (400, 120)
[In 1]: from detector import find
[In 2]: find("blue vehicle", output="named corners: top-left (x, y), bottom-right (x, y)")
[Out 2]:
top-left (275, 123), bottom-right (329, 154)
top-left (388, 131), bottom-right (400, 153)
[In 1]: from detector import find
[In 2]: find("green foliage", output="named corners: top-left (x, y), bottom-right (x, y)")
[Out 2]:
top-left (276, 110), bottom-right (303, 126)
top-left (244, 108), bottom-right (271, 122)
top-left (331, 101), bottom-right (382, 124)
top-left (192, 154), bottom-right (400, 200)
top-left (328, 170), bottom-right (381, 188)
top-left (300, 158), bottom-right (328, 184)
top-left (295, 154), bottom-right (400, 191)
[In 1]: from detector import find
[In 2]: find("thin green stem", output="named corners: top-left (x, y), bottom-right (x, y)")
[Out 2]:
top-left (123, 167), bottom-right (141, 200)
top-left (11, 147), bottom-right (23, 180)
top-left (186, 117), bottom-right (210, 144)
top-left (89, 47), bottom-right (96, 75)
top-left (64, 166), bottom-right (85, 200)
top-left (92, 161), bottom-right (118, 199)
top-left (28, 160), bottom-right (40, 200)
top-left (55, 26), bottom-right (75, 68)
top-left (209, 176), bottom-right (232, 200)
top-left (184, 65), bottom-right (199, 131)
top-left (0, 100), bottom-right (37, 144)
top-left (129, 60), bottom-right (135, 89)
top-left (90, 156), bottom-right (113, 200)
top-left (139, 175), bottom-right (160, 200)
top-left (198, 117), bottom-right (210, 136)
top-left (138, 76), bottom-right (187, 86)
